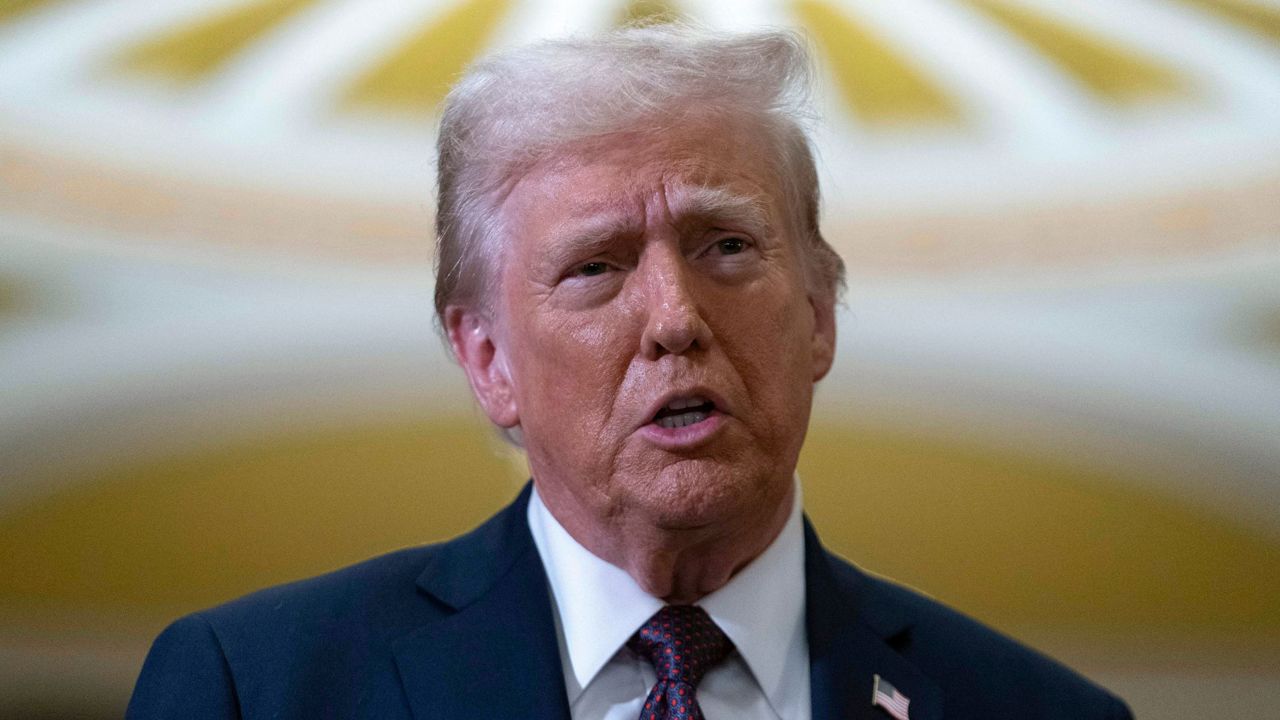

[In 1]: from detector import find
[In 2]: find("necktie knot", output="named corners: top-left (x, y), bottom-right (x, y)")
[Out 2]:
top-left (628, 605), bottom-right (732, 692)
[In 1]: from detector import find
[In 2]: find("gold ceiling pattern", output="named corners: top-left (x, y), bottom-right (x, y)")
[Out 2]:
top-left (342, 0), bottom-right (512, 113)
top-left (40, 0), bottom-right (1264, 122)
top-left (0, 0), bottom-right (58, 24)
top-left (794, 0), bottom-right (962, 125)
top-left (618, 0), bottom-right (683, 26)
top-left (113, 0), bottom-right (318, 82)
top-left (963, 0), bottom-right (1187, 104)
top-left (1177, 0), bottom-right (1280, 43)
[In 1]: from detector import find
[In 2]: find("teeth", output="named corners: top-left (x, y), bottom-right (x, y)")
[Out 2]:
top-left (665, 395), bottom-right (707, 411)
top-left (656, 410), bottom-right (709, 429)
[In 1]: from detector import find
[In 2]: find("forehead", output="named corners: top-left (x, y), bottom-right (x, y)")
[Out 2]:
top-left (501, 119), bottom-right (785, 226)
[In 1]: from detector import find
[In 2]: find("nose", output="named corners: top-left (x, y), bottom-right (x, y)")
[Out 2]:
top-left (638, 246), bottom-right (713, 360)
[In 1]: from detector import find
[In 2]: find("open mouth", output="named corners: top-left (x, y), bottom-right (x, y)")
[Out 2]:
top-left (651, 396), bottom-right (717, 430)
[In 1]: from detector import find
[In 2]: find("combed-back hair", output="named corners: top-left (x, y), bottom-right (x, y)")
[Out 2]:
top-left (433, 24), bottom-right (845, 325)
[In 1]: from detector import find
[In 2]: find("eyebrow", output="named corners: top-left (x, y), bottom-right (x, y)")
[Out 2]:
top-left (666, 185), bottom-right (774, 237)
top-left (541, 211), bottom-right (643, 273)
top-left (535, 185), bottom-right (775, 275)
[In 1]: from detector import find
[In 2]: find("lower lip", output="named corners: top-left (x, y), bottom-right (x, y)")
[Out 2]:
top-left (639, 410), bottom-right (725, 449)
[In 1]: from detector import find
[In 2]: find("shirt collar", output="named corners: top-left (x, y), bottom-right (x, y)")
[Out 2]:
top-left (527, 481), bottom-right (806, 708)
top-left (698, 483), bottom-right (806, 706)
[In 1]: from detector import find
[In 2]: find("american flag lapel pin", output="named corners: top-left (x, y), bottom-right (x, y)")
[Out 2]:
top-left (872, 673), bottom-right (911, 720)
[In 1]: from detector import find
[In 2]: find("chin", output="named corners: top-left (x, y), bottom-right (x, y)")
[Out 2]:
top-left (629, 459), bottom-right (782, 531)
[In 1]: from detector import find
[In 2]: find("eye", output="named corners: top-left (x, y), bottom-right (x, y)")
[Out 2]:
top-left (576, 261), bottom-right (610, 277)
top-left (694, 233), bottom-right (762, 282)
top-left (700, 235), bottom-right (753, 259)
top-left (715, 237), bottom-right (747, 255)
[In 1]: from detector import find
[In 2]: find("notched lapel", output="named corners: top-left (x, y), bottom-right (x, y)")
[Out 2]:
top-left (391, 485), bottom-right (571, 720)
top-left (805, 520), bottom-right (943, 720)
top-left (810, 627), bottom-right (943, 720)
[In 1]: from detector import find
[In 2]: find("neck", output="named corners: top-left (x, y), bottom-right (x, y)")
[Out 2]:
top-left (542, 481), bottom-right (795, 604)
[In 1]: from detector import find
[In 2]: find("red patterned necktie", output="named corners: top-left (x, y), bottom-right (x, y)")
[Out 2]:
top-left (627, 605), bottom-right (734, 720)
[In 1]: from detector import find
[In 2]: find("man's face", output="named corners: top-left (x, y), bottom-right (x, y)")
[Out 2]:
top-left (454, 118), bottom-right (835, 543)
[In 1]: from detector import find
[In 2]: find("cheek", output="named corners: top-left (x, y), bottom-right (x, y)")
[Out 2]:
top-left (509, 304), bottom-right (638, 416)
top-left (714, 269), bottom-right (812, 351)
top-left (716, 287), bottom-right (815, 414)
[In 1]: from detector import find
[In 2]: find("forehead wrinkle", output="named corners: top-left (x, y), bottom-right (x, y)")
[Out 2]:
top-left (502, 156), bottom-right (644, 253)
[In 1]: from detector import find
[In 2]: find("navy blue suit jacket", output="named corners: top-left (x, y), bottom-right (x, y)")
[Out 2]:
top-left (128, 485), bottom-right (1132, 719)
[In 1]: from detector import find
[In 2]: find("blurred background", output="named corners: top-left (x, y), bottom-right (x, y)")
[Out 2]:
top-left (1, 0), bottom-right (1278, 716)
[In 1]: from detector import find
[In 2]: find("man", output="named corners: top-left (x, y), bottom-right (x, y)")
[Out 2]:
top-left (129, 26), bottom-right (1132, 719)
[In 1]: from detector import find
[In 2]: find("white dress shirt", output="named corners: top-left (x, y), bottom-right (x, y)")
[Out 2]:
top-left (527, 484), bottom-right (811, 720)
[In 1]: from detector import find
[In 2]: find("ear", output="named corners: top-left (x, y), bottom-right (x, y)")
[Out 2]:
top-left (444, 305), bottom-right (520, 428)
top-left (809, 290), bottom-right (837, 382)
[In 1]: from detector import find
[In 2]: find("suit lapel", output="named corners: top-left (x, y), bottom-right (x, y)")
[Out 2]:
top-left (391, 485), bottom-right (571, 720)
top-left (389, 489), bottom-right (944, 720)
top-left (805, 520), bottom-right (944, 720)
